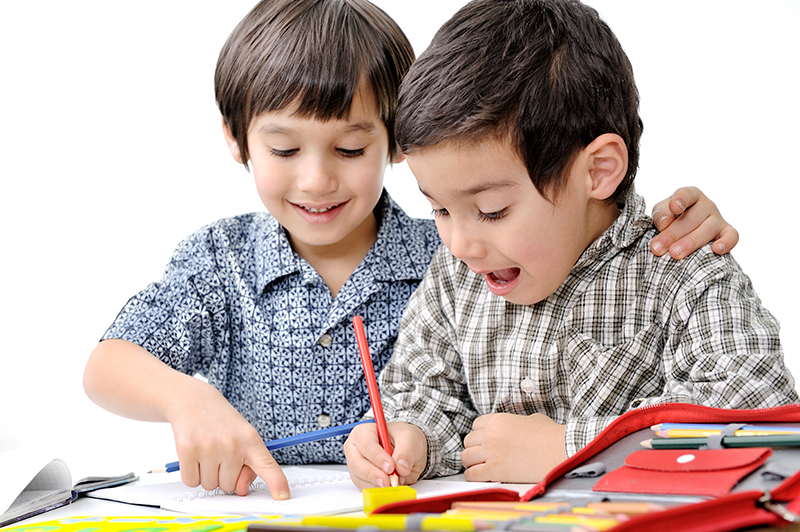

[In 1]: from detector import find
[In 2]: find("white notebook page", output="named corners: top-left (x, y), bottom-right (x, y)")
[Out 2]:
top-left (89, 466), bottom-right (499, 516)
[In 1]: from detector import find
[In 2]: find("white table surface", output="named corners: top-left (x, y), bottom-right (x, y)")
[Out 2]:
top-left (10, 465), bottom-right (536, 528)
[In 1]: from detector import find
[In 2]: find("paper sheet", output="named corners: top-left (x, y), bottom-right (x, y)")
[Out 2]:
top-left (89, 467), bottom-right (499, 516)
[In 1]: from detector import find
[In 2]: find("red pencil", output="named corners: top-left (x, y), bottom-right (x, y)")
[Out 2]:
top-left (353, 315), bottom-right (399, 486)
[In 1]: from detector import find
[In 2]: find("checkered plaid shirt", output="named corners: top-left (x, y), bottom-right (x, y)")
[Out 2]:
top-left (380, 190), bottom-right (797, 478)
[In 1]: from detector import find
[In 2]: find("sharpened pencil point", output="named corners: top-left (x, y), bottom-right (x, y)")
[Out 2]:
top-left (640, 439), bottom-right (653, 449)
top-left (148, 467), bottom-right (168, 474)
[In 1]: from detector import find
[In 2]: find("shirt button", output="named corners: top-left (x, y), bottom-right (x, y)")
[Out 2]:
top-left (317, 413), bottom-right (331, 428)
top-left (520, 378), bottom-right (536, 394)
top-left (319, 334), bottom-right (333, 348)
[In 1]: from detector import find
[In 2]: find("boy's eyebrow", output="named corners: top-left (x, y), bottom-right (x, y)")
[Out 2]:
top-left (256, 121), bottom-right (377, 136)
top-left (344, 121), bottom-right (378, 134)
top-left (419, 180), bottom-right (518, 200)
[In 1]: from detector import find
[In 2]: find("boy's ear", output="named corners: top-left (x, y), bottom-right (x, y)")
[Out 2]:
top-left (392, 152), bottom-right (407, 164)
top-left (222, 117), bottom-right (244, 164)
top-left (585, 133), bottom-right (628, 201)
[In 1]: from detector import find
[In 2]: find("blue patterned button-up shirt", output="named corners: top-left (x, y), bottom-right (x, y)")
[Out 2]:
top-left (102, 192), bottom-right (440, 464)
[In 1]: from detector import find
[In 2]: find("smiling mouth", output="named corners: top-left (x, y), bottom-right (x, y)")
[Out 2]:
top-left (488, 268), bottom-right (520, 284)
top-left (296, 202), bottom-right (344, 213)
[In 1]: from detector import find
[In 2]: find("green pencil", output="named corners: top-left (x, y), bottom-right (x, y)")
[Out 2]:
top-left (641, 433), bottom-right (800, 449)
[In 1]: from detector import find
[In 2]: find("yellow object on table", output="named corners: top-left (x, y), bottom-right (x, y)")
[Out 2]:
top-left (1, 515), bottom-right (274, 531)
top-left (362, 485), bottom-right (416, 513)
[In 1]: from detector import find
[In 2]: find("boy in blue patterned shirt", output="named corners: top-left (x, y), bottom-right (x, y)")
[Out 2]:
top-left (83, 0), bottom-right (739, 500)
top-left (344, 0), bottom-right (797, 488)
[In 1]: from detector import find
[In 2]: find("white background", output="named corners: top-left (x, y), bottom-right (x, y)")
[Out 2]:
top-left (1, 1), bottom-right (798, 480)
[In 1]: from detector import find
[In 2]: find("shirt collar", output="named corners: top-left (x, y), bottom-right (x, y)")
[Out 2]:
top-left (574, 188), bottom-right (653, 269)
top-left (255, 215), bottom-right (300, 293)
top-left (363, 191), bottom-right (434, 283)
top-left (255, 190), bottom-right (432, 293)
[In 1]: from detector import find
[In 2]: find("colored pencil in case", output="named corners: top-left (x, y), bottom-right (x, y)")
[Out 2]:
top-left (149, 419), bottom-right (375, 473)
top-left (451, 501), bottom-right (571, 511)
top-left (651, 423), bottom-right (800, 433)
top-left (656, 428), bottom-right (800, 438)
top-left (527, 514), bottom-right (622, 528)
top-left (300, 513), bottom-right (476, 531)
top-left (450, 501), bottom-right (663, 516)
top-left (641, 433), bottom-right (800, 450)
top-left (585, 501), bottom-right (666, 516)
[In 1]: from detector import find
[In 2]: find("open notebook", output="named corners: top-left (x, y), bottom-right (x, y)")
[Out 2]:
top-left (88, 466), bottom-right (500, 516)
top-left (0, 449), bottom-right (137, 528)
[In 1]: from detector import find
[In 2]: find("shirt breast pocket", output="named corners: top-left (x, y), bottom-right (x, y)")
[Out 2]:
top-left (564, 324), bottom-right (664, 416)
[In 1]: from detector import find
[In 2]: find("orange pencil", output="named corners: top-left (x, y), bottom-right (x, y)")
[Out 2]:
top-left (585, 502), bottom-right (666, 516)
top-left (353, 315), bottom-right (399, 487)
top-left (451, 501), bottom-right (571, 511)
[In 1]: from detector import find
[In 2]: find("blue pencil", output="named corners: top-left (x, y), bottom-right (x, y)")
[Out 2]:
top-left (149, 419), bottom-right (375, 473)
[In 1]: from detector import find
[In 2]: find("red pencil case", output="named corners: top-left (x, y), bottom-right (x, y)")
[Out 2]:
top-left (372, 402), bottom-right (800, 531)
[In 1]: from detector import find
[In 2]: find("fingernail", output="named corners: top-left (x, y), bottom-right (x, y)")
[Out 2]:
top-left (715, 242), bottom-right (725, 254)
top-left (671, 243), bottom-right (686, 258)
top-left (383, 462), bottom-right (394, 475)
top-left (655, 215), bottom-right (668, 230)
top-left (651, 240), bottom-right (664, 255)
top-left (397, 459), bottom-right (410, 473)
top-left (276, 490), bottom-right (290, 500)
top-left (675, 200), bottom-right (686, 212)
top-left (376, 478), bottom-right (385, 488)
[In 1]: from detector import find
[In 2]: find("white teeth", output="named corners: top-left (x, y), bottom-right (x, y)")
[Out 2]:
top-left (302, 203), bottom-right (341, 213)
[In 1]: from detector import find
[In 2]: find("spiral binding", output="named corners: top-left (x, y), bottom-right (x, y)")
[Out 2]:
top-left (173, 471), bottom-right (351, 501)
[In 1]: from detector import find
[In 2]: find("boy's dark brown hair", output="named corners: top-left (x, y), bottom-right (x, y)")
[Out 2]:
top-left (395, 0), bottom-right (642, 203)
top-left (216, 0), bottom-right (415, 167)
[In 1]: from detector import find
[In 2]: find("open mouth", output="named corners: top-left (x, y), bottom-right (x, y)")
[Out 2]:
top-left (481, 267), bottom-right (521, 296)
top-left (488, 268), bottom-right (520, 285)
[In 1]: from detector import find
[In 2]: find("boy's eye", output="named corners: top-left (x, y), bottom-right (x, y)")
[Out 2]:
top-left (431, 207), bottom-right (450, 218)
top-left (270, 148), bottom-right (298, 157)
top-left (338, 148), bottom-right (366, 158)
top-left (478, 208), bottom-right (508, 222)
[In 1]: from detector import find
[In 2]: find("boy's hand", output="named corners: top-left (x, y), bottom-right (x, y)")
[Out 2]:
top-left (650, 186), bottom-right (739, 259)
top-left (462, 413), bottom-right (566, 483)
top-left (168, 385), bottom-right (290, 500)
top-left (343, 421), bottom-right (427, 489)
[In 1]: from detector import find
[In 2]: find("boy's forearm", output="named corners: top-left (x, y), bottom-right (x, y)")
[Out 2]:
top-left (83, 338), bottom-right (206, 423)
top-left (381, 249), bottom-right (477, 478)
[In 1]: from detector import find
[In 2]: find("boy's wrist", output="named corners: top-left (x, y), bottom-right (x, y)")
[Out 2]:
top-left (162, 373), bottom-right (222, 425)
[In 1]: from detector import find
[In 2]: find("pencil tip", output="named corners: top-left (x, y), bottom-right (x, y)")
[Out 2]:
top-left (641, 439), bottom-right (653, 449)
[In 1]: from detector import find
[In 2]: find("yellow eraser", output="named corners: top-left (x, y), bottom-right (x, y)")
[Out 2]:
top-left (363, 485), bottom-right (417, 513)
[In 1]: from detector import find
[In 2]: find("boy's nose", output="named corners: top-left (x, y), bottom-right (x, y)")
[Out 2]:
top-left (296, 157), bottom-right (338, 195)
top-left (446, 223), bottom-right (486, 261)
